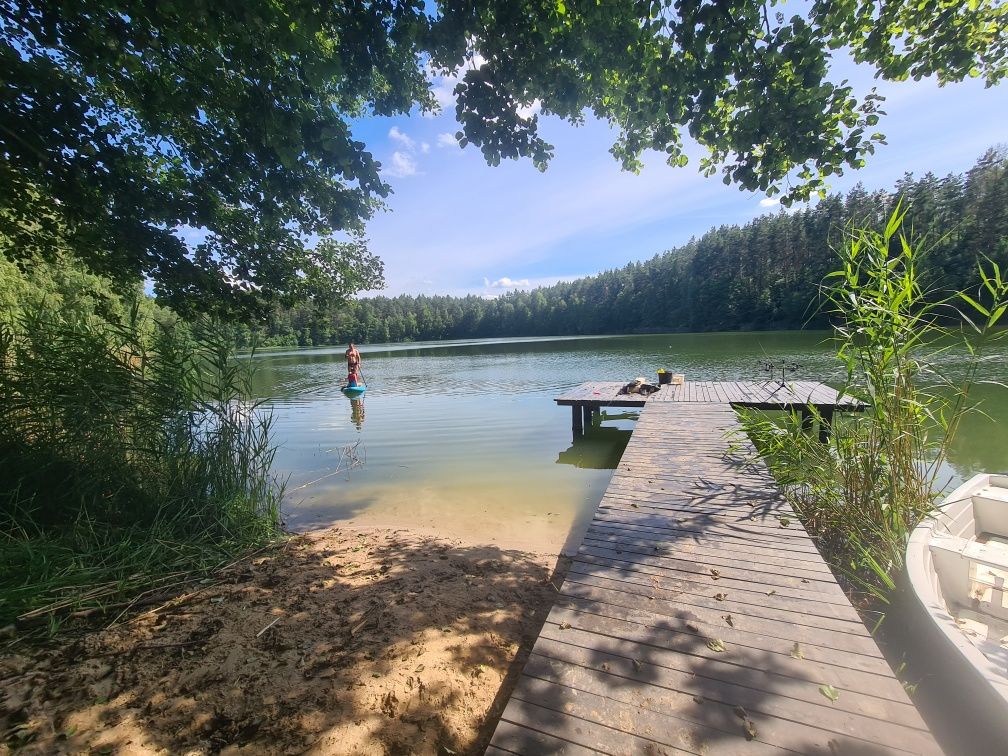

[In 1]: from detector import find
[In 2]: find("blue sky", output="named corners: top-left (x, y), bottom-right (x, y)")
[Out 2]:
top-left (351, 56), bottom-right (1007, 299)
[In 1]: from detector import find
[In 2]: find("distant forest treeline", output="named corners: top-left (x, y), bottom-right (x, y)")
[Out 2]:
top-left (244, 149), bottom-right (1008, 347)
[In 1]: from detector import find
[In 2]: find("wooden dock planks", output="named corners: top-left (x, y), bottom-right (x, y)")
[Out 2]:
top-left (555, 380), bottom-right (862, 411)
top-left (489, 401), bottom-right (938, 754)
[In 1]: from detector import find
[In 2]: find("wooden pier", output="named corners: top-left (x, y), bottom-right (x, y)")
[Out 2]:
top-left (556, 380), bottom-right (863, 443)
top-left (488, 385), bottom-right (937, 754)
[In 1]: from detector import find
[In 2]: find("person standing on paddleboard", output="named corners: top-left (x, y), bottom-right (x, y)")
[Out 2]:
top-left (345, 342), bottom-right (361, 378)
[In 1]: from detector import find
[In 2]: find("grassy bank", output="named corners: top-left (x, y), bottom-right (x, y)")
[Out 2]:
top-left (739, 205), bottom-right (1008, 609)
top-left (0, 270), bottom-right (284, 632)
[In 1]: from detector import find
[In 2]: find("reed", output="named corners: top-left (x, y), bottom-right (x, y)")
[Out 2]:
top-left (0, 301), bottom-right (283, 629)
top-left (740, 204), bottom-right (1008, 605)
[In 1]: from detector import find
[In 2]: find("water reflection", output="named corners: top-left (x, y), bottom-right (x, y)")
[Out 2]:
top-left (556, 426), bottom-right (633, 469)
top-left (556, 411), bottom-right (637, 469)
top-left (350, 398), bottom-right (365, 430)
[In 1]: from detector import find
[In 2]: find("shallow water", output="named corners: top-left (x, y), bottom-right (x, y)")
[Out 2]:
top-left (250, 332), bottom-right (1008, 555)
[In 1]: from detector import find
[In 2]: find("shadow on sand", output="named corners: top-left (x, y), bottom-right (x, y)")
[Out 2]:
top-left (1, 530), bottom-right (569, 755)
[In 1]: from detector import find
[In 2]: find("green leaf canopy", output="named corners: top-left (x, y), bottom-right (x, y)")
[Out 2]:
top-left (1, 0), bottom-right (1004, 311)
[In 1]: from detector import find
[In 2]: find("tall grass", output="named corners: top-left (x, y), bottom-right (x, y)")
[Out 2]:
top-left (0, 302), bottom-right (283, 629)
top-left (741, 204), bottom-right (1008, 605)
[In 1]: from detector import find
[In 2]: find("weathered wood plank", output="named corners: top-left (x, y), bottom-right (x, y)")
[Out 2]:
top-left (570, 548), bottom-right (852, 609)
top-left (561, 568), bottom-right (870, 635)
top-left (589, 511), bottom-right (825, 557)
top-left (581, 526), bottom-right (835, 575)
top-left (490, 718), bottom-right (606, 755)
top-left (577, 537), bottom-right (838, 588)
top-left (526, 638), bottom-right (931, 743)
top-left (594, 503), bottom-right (818, 545)
top-left (493, 398), bottom-right (934, 753)
top-left (586, 517), bottom-right (826, 561)
top-left (503, 673), bottom-right (788, 755)
top-left (552, 583), bottom-right (881, 656)
top-left (539, 606), bottom-right (903, 692)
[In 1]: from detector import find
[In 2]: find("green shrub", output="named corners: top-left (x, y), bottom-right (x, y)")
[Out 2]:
top-left (741, 204), bottom-right (1008, 605)
top-left (0, 297), bottom-right (283, 628)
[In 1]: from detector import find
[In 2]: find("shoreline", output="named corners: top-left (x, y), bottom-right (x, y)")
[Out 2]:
top-left (296, 515), bottom-right (589, 561)
top-left (0, 525), bottom-right (567, 755)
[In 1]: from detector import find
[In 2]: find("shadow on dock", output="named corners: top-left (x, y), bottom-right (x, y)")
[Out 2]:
top-left (489, 399), bottom-right (939, 754)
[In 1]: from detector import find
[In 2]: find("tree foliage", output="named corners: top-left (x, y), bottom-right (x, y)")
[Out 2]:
top-left (252, 148), bottom-right (1008, 347)
top-left (2, 1), bottom-right (1005, 310)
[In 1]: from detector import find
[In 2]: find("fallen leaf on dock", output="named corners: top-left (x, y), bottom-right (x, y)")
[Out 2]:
top-left (706, 638), bottom-right (726, 652)
top-left (722, 614), bottom-right (734, 627)
top-left (744, 718), bottom-right (758, 741)
top-left (714, 592), bottom-right (727, 601)
top-left (709, 568), bottom-right (721, 580)
top-left (819, 684), bottom-right (840, 702)
top-left (558, 621), bottom-right (572, 630)
top-left (733, 705), bottom-right (747, 720)
top-left (766, 589), bottom-right (776, 596)
top-left (790, 643), bottom-right (804, 660)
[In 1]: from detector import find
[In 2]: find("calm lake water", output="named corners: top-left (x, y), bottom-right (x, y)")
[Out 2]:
top-left (250, 332), bottom-right (1008, 555)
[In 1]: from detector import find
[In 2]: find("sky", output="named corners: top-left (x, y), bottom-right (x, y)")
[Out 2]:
top-left (350, 54), bottom-right (1007, 299)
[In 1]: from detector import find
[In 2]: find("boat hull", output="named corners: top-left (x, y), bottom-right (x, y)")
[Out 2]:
top-left (906, 473), bottom-right (1008, 739)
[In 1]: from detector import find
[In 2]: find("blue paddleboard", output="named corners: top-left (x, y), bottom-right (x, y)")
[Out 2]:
top-left (341, 384), bottom-right (366, 398)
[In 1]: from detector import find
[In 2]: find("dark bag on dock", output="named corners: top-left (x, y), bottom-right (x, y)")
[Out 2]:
top-left (620, 377), bottom-right (659, 396)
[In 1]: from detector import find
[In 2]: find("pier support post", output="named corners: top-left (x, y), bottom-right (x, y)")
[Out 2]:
top-left (800, 407), bottom-right (813, 433)
top-left (582, 405), bottom-right (593, 434)
top-left (572, 404), bottom-right (583, 437)
top-left (819, 408), bottom-right (834, 444)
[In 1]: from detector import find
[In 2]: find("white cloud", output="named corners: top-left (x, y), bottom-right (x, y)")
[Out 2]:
top-left (437, 132), bottom-right (459, 148)
top-left (369, 129), bottom-right (733, 296)
top-left (386, 128), bottom-right (426, 177)
top-left (516, 100), bottom-right (542, 121)
top-left (424, 52), bottom-right (488, 117)
top-left (385, 151), bottom-right (418, 178)
top-left (388, 126), bottom-right (415, 150)
top-left (347, 62), bottom-right (1007, 297)
top-left (759, 197), bottom-right (780, 208)
top-left (429, 77), bottom-right (457, 112)
top-left (488, 276), bottom-right (531, 288)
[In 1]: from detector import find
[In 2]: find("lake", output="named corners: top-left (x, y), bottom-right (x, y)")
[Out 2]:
top-left (250, 331), bottom-right (1008, 555)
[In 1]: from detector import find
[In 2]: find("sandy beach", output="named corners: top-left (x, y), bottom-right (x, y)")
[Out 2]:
top-left (0, 527), bottom-right (567, 755)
